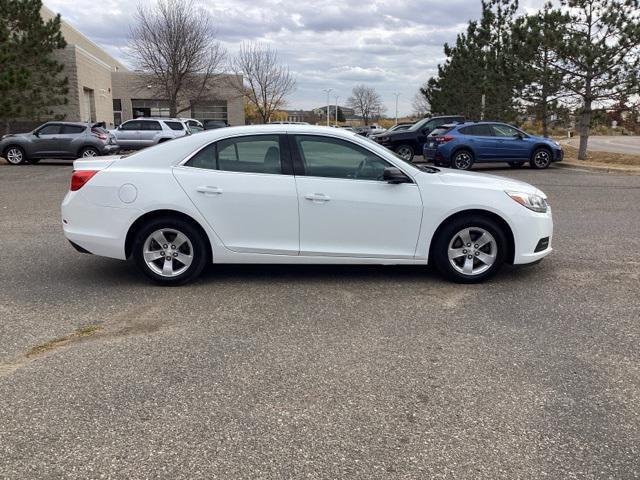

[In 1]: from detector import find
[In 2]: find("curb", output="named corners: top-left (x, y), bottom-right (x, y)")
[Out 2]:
top-left (553, 162), bottom-right (640, 175)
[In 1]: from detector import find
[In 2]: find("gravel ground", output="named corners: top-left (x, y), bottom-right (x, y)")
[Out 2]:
top-left (0, 161), bottom-right (639, 479)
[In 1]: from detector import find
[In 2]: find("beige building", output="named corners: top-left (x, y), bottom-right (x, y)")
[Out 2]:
top-left (41, 5), bottom-right (244, 128)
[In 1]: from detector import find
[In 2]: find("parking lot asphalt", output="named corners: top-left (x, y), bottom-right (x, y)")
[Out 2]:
top-left (1, 161), bottom-right (639, 479)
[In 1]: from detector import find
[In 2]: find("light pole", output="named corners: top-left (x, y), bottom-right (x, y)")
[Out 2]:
top-left (334, 95), bottom-right (340, 126)
top-left (322, 88), bottom-right (333, 126)
top-left (394, 92), bottom-right (400, 125)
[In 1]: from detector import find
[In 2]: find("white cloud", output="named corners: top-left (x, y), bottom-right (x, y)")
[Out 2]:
top-left (44, 0), bottom-right (545, 115)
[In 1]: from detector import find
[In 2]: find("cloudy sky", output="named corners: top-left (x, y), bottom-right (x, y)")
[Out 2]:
top-left (44, 0), bottom-right (544, 116)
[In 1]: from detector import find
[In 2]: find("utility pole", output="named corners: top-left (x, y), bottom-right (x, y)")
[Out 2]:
top-left (394, 92), bottom-right (400, 125)
top-left (334, 95), bottom-right (340, 126)
top-left (322, 88), bottom-right (333, 126)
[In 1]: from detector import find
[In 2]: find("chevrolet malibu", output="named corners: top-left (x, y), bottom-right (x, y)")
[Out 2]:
top-left (61, 125), bottom-right (553, 285)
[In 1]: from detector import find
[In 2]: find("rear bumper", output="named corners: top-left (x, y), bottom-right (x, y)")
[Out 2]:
top-left (100, 144), bottom-right (120, 155)
top-left (61, 190), bottom-right (140, 260)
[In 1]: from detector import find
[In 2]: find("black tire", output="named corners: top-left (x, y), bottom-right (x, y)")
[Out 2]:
top-left (431, 215), bottom-right (507, 283)
top-left (530, 148), bottom-right (551, 169)
top-left (395, 144), bottom-right (414, 162)
top-left (3, 146), bottom-right (27, 165)
top-left (509, 161), bottom-right (524, 168)
top-left (79, 146), bottom-right (99, 158)
top-left (132, 217), bottom-right (208, 286)
top-left (451, 149), bottom-right (474, 170)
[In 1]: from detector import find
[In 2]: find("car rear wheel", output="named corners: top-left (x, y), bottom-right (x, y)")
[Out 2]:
top-left (80, 147), bottom-right (99, 158)
top-left (432, 215), bottom-right (506, 283)
top-left (452, 150), bottom-right (474, 170)
top-left (132, 217), bottom-right (208, 286)
top-left (509, 161), bottom-right (525, 168)
top-left (3, 146), bottom-right (27, 165)
top-left (395, 144), bottom-right (414, 161)
top-left (530, 148), bottom-right (551, 169)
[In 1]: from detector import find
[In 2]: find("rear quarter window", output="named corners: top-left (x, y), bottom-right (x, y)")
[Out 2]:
top-left (165, 121), bottom-right (185, 131)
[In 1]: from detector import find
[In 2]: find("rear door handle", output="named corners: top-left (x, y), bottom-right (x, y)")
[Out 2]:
top-left (196, 186), bottom-right (223, 195)
top-left (305, 193), bottom-right (330, 202)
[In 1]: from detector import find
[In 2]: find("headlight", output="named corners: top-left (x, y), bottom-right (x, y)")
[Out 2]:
top-left (506, 191), bottom-right (548, 213)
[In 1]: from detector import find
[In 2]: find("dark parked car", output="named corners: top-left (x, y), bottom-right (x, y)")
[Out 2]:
top-left (202, 119), bottom-right (229, 130)
top-left (422, 121), bottom-right (563, 170)
top-left (1, 121), bottom-right (119, 165)
top-left (371, 115), bottom-right (464, 161)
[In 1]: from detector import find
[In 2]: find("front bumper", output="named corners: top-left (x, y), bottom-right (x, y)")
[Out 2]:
top-left (511, 208), bottom-right (553, 264)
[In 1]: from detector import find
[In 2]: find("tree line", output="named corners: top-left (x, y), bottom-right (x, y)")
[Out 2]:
top-left (419, 0), bottom-right (640, 159)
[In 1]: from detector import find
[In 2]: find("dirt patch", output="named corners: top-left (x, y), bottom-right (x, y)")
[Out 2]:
top-left (26, 325), bottom-right (102, 358)
top-left (562, 145), bottom-right (640, 167)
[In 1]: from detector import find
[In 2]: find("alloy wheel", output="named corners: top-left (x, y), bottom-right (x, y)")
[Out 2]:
top-left (396, 146), bottom-right (413, 160)
top-left (5, 148), bottom-right (24, 165)
top-left (82, 149), bottom-right (98, 157)
top-left (142, 228), bottom-right (193, 277)
top-left (454, 152), bottom-right (472, 170)
top-left (533, 150), bottom-right (550, 168)
top-left (447, 227), bottom-right (497, 276)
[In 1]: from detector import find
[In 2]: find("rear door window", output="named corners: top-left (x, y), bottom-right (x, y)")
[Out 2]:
top-left (187, 135), bottom-right (283, 174)
top-left (461, 125), bottom-right (493, 136)
top-left (120, 121), bottom-right (141, 131)
top-left (141, 121), bottom-right (162, 131)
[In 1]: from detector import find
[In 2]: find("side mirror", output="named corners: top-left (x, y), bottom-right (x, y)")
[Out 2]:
top-left (516, 132), bottom-right (524, 140)
top-left (383, 167), bottom-right (411, 184)
top-left (33, 130), bottom-right (40, 137)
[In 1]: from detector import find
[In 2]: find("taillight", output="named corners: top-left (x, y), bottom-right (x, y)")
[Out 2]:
top-left (436, 135), bottom-right (454, 143)
top-left (70, 170), bottom-right (98, 191)
top-left (91, 129), bottom-right (107, 140)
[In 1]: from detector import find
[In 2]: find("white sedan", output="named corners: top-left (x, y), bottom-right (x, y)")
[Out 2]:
top-left (61, 125), bottom-right (552, 285)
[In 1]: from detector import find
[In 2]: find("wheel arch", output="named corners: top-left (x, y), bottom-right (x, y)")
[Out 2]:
top-left (450, 145), bottom-right (475, 161)
top-left (530, 143), bottom-right (552, 158)
top-left (125, 209), bottom-right (213, 261)
top-left (77, 145), bottom-right (99, 156)
top-left (428, 209), bottom-right (515, 264)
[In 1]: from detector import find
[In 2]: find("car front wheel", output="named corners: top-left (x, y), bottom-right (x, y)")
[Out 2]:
top-left (530, 148), bottom-right (551, 169)
top-left (3, 146), bottom-right (27, 165)
top-left (132, 217), bottom-right (208, 286)
top-left (395, 145), bottom-right (414, 161)
top-left (432, 215), bottom-right (506, 283)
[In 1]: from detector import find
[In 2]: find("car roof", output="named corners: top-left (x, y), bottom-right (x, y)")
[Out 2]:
top-left (42, 121), bottom-right (90, 127)
top-left (133, 117), bottom-right (188, 122)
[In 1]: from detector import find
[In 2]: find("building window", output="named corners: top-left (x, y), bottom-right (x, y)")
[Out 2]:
top-left (131, 99), bottom-right (170, 118)
top-left (113, 99), bottom-right (122, 126)
top-left (191, 101), bottom-right (227, 121)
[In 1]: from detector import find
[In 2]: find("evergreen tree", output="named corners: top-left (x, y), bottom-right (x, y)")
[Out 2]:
top-left (512, 3), bottom-right (568, 136)
top-left (0, 0), bottom-right (69, 133)
top-left (424, 0), bottom-right (522, 121)
top-left (553, 0), bottom-right (640, 159)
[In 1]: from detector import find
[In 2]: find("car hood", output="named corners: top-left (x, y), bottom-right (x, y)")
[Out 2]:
top-left (375, 130), bottom-right (416, 140)
top-left (432, 168), bottom-right (544, 197)
top-left (1, 132), bottom-right (30, 139)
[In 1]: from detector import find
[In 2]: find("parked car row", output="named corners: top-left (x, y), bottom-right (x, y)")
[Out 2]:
top-left (1, 117), bottom-right (230, 164)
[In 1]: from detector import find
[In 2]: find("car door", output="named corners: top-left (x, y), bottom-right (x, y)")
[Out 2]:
top-left (59, 125), bottom-right (86, 157)
top-left (172, 134), bottom-right (300, 255)
top-left (115, 121), bottom-right (141, 149)
top-left (140, 120), bottom-right (162, 147)
top-left (490, 124), bottom-right (529, 160)
top-left (465, 124), bottom-right (498, 160)
top-left (32, 124), bottom-right (63, 157)
top-left (291, 134), bottom-right (423, 258)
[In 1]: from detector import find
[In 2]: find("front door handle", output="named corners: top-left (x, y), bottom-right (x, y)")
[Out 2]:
top-left (196, 186), bottom-right (223, 196)
top-left (305, 193), bottom-right (330, 203)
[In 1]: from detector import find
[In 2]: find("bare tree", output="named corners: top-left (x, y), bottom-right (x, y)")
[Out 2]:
top-left (412, 90), bottom-right (431, 118)
top-left (347, 84), bottom-right (384, 125)
top-left (128, 0), bottom-right (226, 117)
top-left (229, 42), bottom-right (296, 124)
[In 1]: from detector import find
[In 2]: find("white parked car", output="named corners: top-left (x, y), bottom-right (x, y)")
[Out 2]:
top-left (61, 125), bottom-right (553, 285)
top-left (110, 118), bottom-right (190, 150)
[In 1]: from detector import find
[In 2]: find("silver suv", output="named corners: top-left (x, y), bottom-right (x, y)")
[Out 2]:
top-left (1, 122), bottom-right (119, 165)
top-left (111, 118), bottom-right (190, 150)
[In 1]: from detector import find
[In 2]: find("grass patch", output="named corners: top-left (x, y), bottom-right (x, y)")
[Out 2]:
top-left (26, 324), bottom-right (102, 357)
top-left (563, 145), bottom-right (640, 167)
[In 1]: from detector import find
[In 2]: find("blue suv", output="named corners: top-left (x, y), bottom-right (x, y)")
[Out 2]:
top-left (423, 122), bottom-right (563, 170)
